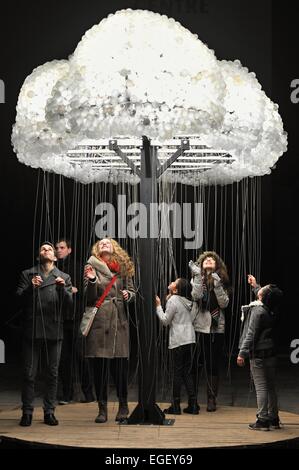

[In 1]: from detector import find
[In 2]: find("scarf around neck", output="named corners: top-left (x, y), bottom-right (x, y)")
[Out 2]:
top-left (202, 276), bottom-right (220, 327)
top-left (101, 257), bottom-right (120, 274)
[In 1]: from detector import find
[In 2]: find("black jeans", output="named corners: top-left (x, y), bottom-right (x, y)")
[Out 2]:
top-left (21, 338), bottom-right (62, 415)
top-left (192, 333), bottom-right (224, 394)
top-left (59, 323), bottom-right (75, 401)
top-left (76, 335), bottom-right (94, 399)
top-left (59, 324), bottom-right (95, 401)
top-left (172, 344), bottom-right (196, 400)
top-left (201, 333), bottom-right (224, 377)
top-left (93, 357), bottom-right (128, 403)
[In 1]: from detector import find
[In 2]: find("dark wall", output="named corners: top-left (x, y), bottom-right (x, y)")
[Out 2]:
top-left (271, 2), bottom-right (299, 347)
top-left (0, 1), bottom-right (298, 353)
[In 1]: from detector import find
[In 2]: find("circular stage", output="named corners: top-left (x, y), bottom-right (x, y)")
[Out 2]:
top-left (1, 402), bottom-right (299, 449)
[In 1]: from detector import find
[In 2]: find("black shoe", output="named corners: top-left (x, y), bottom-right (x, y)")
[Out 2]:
top-left (163, 400), bottom-right (181, 415)
top-left (19, 414), bottom-right (32, 427)
top-left (44, 413), bottom-right (59, 426)
top-left (207, 376), bottom-right (218, 412)
top-left (115, 403), bottom-right (129, 422)
top-left (95, 402), bottom-right (107, 423)
top-left (183, 399), bottom-right (200, 415)
top-left (248, 419), bottom-right (270, 431)
top-left (269, 417), bottom-right (281, 429)
top-left (207, 398), bottom-right (216, 412)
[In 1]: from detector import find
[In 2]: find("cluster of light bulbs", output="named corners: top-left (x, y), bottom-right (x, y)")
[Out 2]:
top-left (12, 9), bottom-right (287, 185)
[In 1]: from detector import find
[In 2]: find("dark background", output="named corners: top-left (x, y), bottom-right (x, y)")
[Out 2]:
top-left (0, 0), bottom-right (298, 359)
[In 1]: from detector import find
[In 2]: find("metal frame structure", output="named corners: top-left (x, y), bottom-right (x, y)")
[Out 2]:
top-left (67, 136), bottom-right (234, 424)
top-left (67, 136), bottom-right (234, 177)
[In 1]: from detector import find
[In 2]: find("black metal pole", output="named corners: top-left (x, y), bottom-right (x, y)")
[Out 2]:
top-left (127, 136), bottom-right (166, 425)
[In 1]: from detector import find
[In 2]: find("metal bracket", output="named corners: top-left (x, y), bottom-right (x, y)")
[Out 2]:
top-left (156, 139), bottom-right (190, 178)
top-left (109, 139), bottom-right (142, 178)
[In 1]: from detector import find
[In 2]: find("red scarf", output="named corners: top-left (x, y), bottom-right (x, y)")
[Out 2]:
top-left (100, 257), bottom-right (120, 274)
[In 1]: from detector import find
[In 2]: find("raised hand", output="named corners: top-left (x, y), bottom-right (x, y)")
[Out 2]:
top-left (247, 274), bottom-right (257, 288)
top-left (211, 272), bottom-right (221, 286)
top-left (188, 260), bottom-right (201, 276)
top-left (84, 264), bottom-right (96, 280)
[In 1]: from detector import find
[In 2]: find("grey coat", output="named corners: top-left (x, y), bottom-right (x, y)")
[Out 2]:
top-left (16, 265), bottom-right (73, 340)
top-left (239, 294), bottom-right (278, 358)
top-left (191, 273), bottom-right (229, 334)
top-left (84, 256), bottom-right (136, 358)
top-left (156, 295), bottom-right (195, 349)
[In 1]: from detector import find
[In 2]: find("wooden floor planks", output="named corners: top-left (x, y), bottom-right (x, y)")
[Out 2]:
top-left (1, 402), bottom-right (299, 448)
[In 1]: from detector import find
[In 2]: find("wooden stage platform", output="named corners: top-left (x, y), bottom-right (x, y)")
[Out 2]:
top-left (1, 402), bottom-right (299, 449)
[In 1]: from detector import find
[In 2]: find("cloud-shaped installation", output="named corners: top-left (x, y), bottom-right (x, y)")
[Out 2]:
top-left (12, 9), bottom-right (287, 185)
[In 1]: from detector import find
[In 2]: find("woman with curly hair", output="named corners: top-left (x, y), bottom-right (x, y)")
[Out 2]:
top-left (189, 251), bottom-right (230, 412)
top-left (84, 238), bottom-right (135, 423)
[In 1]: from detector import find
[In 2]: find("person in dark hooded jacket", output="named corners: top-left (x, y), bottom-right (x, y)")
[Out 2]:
top-left (238, 274), bottom-right (283, 431)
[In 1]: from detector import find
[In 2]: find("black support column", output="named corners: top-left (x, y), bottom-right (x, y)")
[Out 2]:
top-left (127, 136), bottom-right (166, 425)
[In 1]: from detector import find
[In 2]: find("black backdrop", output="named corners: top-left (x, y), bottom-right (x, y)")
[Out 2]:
top-left (0, 0), bottom-right (298, 359)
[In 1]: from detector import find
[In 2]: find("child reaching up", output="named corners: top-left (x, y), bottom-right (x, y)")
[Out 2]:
top-left (156, 278), bottom-right (199, 415)
top-left (238, 275), bottom-right (283, 431)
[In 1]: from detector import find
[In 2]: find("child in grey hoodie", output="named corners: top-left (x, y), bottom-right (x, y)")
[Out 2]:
top-left (156, 278), bottom-right (199, 415)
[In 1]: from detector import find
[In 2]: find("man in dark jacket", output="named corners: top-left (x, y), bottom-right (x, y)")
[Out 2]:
top-left (237, 275), bottom-right (283, 431)
top-left (16, 242), bottom-right (73, 426)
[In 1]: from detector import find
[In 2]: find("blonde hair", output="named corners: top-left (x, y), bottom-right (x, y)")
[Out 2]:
top-left (91, 239), bottom-right (135, 278)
